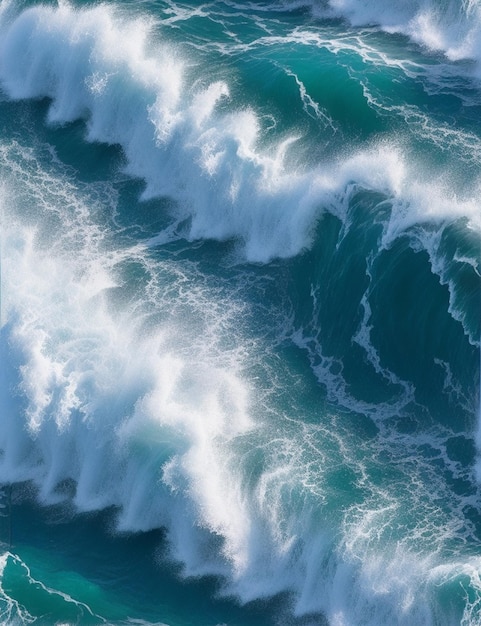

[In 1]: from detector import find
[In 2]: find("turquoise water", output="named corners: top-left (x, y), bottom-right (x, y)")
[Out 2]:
top-left (0, 0), bottom-right (480, 624)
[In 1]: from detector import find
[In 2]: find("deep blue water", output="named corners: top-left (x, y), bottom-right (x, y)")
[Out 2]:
top-left (0, 0), bottom-right (480, 624)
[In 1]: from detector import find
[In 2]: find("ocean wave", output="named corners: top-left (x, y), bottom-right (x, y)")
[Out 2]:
top-left (0, 2), bottom-right (479, 267)
top-left (0, 2), bottom-right (480, 624)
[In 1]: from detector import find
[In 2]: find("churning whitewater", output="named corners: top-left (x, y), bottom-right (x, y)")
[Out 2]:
top-left (0, 0), bottom-right (480, 624)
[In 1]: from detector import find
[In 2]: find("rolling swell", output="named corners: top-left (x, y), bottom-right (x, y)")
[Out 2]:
top-left (0, 1), bottom-right (480, 625)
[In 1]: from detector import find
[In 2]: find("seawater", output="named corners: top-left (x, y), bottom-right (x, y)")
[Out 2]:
top-left (0, 0), bottom-right (480, 624)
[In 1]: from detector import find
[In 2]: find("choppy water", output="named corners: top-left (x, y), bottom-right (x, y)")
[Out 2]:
top-left (0, 0), bottom-right (480, 624)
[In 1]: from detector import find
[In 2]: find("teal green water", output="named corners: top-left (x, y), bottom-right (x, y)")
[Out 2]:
top-left (0, 0), bottom-right (480, 624)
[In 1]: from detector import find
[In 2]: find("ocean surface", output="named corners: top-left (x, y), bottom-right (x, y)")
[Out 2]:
top-left (0, 0), bottom-right (480, 624)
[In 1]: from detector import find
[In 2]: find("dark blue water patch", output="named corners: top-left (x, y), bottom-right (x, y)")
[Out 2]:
top-left (0, 96), bottom-right (126, 183)
top-left (47, 120), bottom-right (126, 185)
top-left (0, 97), bottom-right (54, 146)
top-left (369, 236), bottom-right (479, 429)
top-left (0, 94), bottom-right (180, 248)
top-left (286, 198), bottom-right (407, 403)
